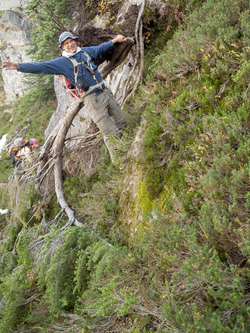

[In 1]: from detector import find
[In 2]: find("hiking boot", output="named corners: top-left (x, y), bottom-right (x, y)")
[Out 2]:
top-left (116, 129), bottom-right (123, 138)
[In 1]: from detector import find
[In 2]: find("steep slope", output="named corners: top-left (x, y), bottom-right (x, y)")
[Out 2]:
top-left (0, 0), bottom-right (249, 332)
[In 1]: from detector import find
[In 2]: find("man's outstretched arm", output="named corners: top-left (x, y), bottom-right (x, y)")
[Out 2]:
top-left (2, 57), bottom-right (68, 76)
top-left (2, 61), bottom-right (20, 70)
top-left (2, 35), bottom-right (127, 71)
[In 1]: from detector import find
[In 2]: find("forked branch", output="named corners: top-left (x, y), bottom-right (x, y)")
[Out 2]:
top-left (37, 98), bottom-right (84, 226)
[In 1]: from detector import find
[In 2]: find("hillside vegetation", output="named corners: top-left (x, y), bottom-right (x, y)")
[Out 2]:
top-left (0, 0), bottom-right (249, 332)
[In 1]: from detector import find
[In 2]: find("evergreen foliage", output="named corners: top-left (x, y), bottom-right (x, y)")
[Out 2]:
top-left (0, 0), bottom-right (249, 332)
top-left (25, 0), bottom-right (72, 61)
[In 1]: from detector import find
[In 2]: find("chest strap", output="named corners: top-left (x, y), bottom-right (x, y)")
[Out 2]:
top-left (67, 50), bottom-right (99, 85)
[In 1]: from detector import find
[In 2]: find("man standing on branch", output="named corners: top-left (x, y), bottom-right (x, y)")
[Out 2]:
top-left (3, 32), bottom-right (127, 162)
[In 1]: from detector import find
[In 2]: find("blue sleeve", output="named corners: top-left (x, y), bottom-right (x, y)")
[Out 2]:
top-left (17, 57), bottom-right (67, 75)
top-left (81, 41), bottom-right (114, 60)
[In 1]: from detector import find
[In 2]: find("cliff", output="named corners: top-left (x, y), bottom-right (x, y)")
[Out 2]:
top-left (0, 0), bottom-right (249, 332)
top-left (0, 6), bottom-right (33, 103)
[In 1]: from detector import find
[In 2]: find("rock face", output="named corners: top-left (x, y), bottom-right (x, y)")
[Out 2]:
top-left (118, 118), bottom-right (148, 234)
top-left (0, 7), bottom-right (33, 103)
top-left (0, 0), bottom-right (30, 11)
top-left (45, 77), bottom-right (93, 141)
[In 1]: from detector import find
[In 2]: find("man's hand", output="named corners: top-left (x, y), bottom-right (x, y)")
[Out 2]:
top-left (112, 35), bottom-right (127, 44)
top-left (2, 61), bottom-right (19, 70)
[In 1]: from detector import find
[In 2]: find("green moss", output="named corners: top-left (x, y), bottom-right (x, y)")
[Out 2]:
top-left (157, 175), bottom-right (174, 212)
top-left (1, 0), bottom-right (250, 331)
top-left (138, 180), bottom-right (153, 212)
top-left (88, 12), bottom-right (96, 21)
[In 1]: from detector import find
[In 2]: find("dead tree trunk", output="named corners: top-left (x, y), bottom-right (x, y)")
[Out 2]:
top-left (37, 98), bottom-right (84, 226)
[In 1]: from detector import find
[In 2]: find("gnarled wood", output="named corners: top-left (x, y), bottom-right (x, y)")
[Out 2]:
top-left (121, 0), bottom-right (145, 107)
top-left (101, 37), bottom-right (135, 79)
top-left (38, 99), bottom-right (84, 174)
top-left (54, 150), bottom-right (82, 228)
top-left (37, 98), bottom-right (84, 226)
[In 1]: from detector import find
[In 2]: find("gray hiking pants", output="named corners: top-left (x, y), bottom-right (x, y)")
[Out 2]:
top-left (85, 87), bottom-right (127, 159)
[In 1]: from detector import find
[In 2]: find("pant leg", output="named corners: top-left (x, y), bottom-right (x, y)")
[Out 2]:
top-left (85, 91), bottom-right (116, 136)
top-left (84, 91), bottom-right (118, 161)
top-left (103, 88), bottom-right (127, 129)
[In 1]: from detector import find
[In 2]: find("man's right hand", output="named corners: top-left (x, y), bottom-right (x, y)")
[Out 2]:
top-left (2, 61), bottom-right (19, 70)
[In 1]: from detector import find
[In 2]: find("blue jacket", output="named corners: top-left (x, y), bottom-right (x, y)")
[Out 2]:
top-left (18, 41), bottom-right (114, 92)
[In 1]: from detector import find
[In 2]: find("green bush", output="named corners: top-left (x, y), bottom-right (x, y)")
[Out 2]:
top-left (0, 0), bottom-right (249, 332)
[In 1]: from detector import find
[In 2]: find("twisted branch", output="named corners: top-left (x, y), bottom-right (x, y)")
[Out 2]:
top-left (36, 98), bottom-right (84, 226)
top-left (121, 0), bottom-right (145, 107)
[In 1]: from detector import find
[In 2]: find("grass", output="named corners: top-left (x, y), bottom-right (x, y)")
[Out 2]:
top-left (0, 0), bottom-right (249, 332)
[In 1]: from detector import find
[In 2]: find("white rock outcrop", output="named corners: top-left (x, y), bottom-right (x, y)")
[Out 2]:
top-left (0, 7), bottom-right (33, 103)
top-left (0, 0), bottom-right (30, 11)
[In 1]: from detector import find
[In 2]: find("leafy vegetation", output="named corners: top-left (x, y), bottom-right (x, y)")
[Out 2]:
top-left (0, 0), bottom-right (249, 332)
top-left (25, 0), bottom-right (73, 61)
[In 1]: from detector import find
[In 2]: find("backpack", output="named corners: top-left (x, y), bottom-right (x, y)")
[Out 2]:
top-left (60, 50), bottom-right (105, 99)
top-left (59, 74), bottom-right (84, 98)
top-left (7, 138), bottom-right (30, 166)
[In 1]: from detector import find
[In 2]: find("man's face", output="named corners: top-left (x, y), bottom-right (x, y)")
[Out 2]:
top-left (61, 38), bottom-right (77, 53)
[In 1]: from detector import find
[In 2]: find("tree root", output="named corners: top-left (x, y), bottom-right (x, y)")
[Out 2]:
top-left (101, 37), bottom-right (135, 80)
top-left (121, 0), bottom-right (145, 107)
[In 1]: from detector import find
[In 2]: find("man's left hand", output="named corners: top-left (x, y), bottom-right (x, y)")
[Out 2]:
top-left (112, 35), bottom-right (127, 44)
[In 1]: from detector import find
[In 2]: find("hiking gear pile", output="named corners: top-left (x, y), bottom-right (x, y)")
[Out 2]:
top-left (7, 138), bottom-right (31, 167)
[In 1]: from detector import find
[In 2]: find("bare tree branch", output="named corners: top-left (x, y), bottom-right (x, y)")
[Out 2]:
top-left (36, 21), bottom-right (62, 33)
top-left (121, 19), bottom-right (144, 106)
top-left (120, 0), bottom-right (145, 106)
top-left (54, 150), bottom-right (82, 228)
top-left (37, 98), bottom-right (84, 226)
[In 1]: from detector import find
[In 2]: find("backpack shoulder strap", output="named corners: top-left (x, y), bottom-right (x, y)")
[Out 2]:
top-left (80, 50), bottom-right (91, 62)
top-left (80, 50), bottom-right (94, 73)
top-left (63, 50), bottom-right (92, 84)
top-left (65, 57), bottom-right (79, 85)
top-left (61, 51), bottom-right (103, 99)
